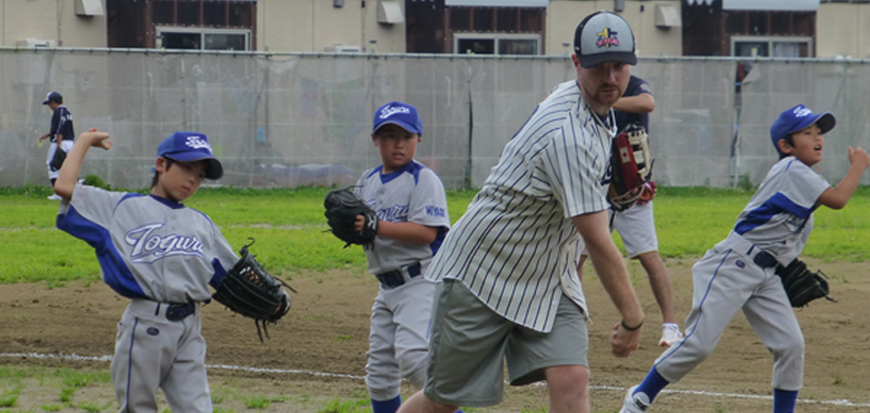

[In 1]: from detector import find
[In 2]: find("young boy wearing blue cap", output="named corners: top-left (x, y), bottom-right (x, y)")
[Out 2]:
top-left (54, 130), bottom-right (240, 413)
top-left (352, 102), bottom-right (452, 413)
top-left (620, 104), bottom-right (870, 413)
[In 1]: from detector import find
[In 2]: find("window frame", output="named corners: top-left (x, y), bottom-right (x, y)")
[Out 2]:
top-left (155, 26), bottom-right (252, 51)
top-left (731, 35), bottom-right (814, 57)
top-left (452, 32), bottom-right (542, 55)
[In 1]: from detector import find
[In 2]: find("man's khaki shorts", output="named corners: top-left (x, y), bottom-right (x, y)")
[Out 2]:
top-left (423, 279), bottom-right (588, 407)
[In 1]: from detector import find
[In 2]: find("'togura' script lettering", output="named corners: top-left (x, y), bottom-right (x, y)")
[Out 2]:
top-left (125, 223), bottom-right (205, 263)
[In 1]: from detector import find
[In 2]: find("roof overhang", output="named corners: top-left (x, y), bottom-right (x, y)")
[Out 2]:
top-left (686, 0), bottom-right (820, 11)
top-left (445, 0), bottom-right (548, 7)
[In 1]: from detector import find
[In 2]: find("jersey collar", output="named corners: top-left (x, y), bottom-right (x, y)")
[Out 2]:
top-left (377, 161), bottom-right (419, 185)
top-left (149, 194), bottom-right (186, 209)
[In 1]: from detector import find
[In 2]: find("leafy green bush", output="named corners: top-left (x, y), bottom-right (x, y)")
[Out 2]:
top-left (83, 174), bottom-right (111, 190)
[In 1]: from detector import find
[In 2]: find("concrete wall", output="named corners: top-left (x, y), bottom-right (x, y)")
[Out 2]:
top-left (817, 3), bottom-right (870, 59)
top-left (256, 0), bottom-right (406, 53)
top-left (0, 0), bottom-right (107, 48)
top-left (547, 0), bottom-right (683, 58)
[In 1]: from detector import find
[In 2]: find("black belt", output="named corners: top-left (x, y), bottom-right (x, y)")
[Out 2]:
top-left (751, 249), bottom-right (778, 268)
top-left (376, 263), bottom-right (422, 288)
top-left (156, 302), bottom-right (197, 322)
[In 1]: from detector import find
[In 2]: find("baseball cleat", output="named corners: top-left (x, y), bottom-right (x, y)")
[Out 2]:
top-left (659, 323), bottom-right (684, 347)
top-left (620, 385), bottom-right (650, 413)
top-left (47, 194), bottom-right (62, 201)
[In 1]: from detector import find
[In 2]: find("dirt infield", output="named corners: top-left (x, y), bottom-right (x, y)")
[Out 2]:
top-left (1, 258), bottom-right (869, 412)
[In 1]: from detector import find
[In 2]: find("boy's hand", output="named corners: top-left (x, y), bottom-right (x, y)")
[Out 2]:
top-left (80, 129), bottom-right (112, 151)
top-left (818, 146), bottom-right (870, 209)
top-left (848, 146), bottom-right (870, 170)
top-left (38, 133), bottom-right (50, 141)
top-left (354, 214), bottom-right (365, 233)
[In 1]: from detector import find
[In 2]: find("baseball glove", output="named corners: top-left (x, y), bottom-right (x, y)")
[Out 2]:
top-left (211, 239), bottom-right (296, 342)
top-left (774, 258), bottom-right (835, 308)
top-left (608, 124), bottom-right (653, 212)
top-left (324, 187), bottom-right (379, 248)
top-left (49, 148), bottom-right (67, 171)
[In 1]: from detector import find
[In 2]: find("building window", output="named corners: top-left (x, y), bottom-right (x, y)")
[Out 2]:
top-left (449, 7), bottom-right (543, 32)
top-left (448, 7), bottom-right (545, 54)
top-left (454, 33), bottom-right (540, 55)
top-left (732, 36), bottom-right (812, 57)
top-left (157, 27), bottom-right (251, 51)
top-left (151, 0), bottom-right (253, 28)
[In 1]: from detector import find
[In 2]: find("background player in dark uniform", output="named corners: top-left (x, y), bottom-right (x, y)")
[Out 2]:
top-left (38, 91), bottom-right (74, 200)
top-left (577, 75), bottom-right (684, 347)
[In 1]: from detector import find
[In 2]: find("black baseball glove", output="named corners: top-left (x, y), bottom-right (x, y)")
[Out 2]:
top-left (774, 258), bottom-right (835, 308)
top-left (608, 124), bottom-right (653, 212)
top-left (211, 239), bottom-right (296, 342)
top-left (49, 148), bottom-right (67, 171)
top-left (324, 187), bottom-right (379, 248)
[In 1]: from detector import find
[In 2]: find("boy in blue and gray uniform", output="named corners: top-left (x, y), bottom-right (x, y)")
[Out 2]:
top-left (38, 91), bottom-right (74, 199)
top-left (54, 130), bottom-right (240, 413)
top-left (620, 104), bottom-right (870, 413)
top-left (354, 101), bottom-right (451, 413)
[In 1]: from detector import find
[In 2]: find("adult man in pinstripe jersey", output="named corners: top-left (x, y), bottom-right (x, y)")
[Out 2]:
top-left (397, 11), bottom-right (645, 413)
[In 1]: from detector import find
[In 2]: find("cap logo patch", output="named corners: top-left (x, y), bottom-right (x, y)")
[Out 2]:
top-left (793, 106), bottom-right (812, 118)
top-left (379, 106), bottom-right (410, 119)
top-left (185, 135), bottom-right (212, 153)
top-left (596, 28), bottom-right (620, 48)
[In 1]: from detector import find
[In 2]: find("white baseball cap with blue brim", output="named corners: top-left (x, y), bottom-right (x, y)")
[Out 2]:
top-left (769, 104), bottom-right (836, 153)
top-left (574, 11), bottom-right (637, 69)
top-left (155, 131), bottom-right (224, 180)
top-left (372, 101), bottom-right (423, 136)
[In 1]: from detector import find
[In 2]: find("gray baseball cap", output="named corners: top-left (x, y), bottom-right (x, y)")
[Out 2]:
top-left (574, 11), bottom-right (637, 68)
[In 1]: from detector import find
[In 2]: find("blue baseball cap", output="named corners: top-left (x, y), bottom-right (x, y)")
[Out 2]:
top-left (770, 104), bottom-right (836, 153)
top-left (42, 91), bottom-right (63, 105)
top-left (372, 101), bottom-right (423, 136)
top-left (156, 131), bottom-right (223, 180)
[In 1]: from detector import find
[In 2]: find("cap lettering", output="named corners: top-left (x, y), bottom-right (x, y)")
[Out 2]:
top-left (596, 28), bottom-right (620, 48)
top-left (793, 107), bottom-right (813, 118)
top-left (379, 106), bottom-right (411, 119)
top-left (185, 135), bottom-right (212, 153)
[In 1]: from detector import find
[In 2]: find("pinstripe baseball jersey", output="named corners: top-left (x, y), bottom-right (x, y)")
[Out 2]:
top-left (57, 183), bottom-right (239, 303)
top-left (355, 160), bottom-right (451, 275)
top-left (426, 80), bottom-right (617, 333)
top-left (733, 156), bottom-right (830, 265)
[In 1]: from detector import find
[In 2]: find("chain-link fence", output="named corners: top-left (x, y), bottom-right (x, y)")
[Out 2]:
top-left (1, 48), bottom-right (866, 190)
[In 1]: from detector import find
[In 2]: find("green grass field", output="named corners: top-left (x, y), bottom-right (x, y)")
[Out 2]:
top-left (2, 184), bottom-right (870, 285)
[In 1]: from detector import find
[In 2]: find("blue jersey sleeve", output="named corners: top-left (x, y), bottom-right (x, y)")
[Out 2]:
top-left (783, 160), bottom-right (830, 209)
top-left (408, 168), bottom-right (450, 229)
top-left (629, 76), bottom-right (652, 98)
top-left (614, 76), bottom-right (652, 133)
top-left (205, 218), bottom-right (240, 288)
top-left (49, 108), bottom-right (60, 137)
top-left (58, 107), bottom-right (74, 141)
top-left (57, 184), bottom-right (146, 298)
